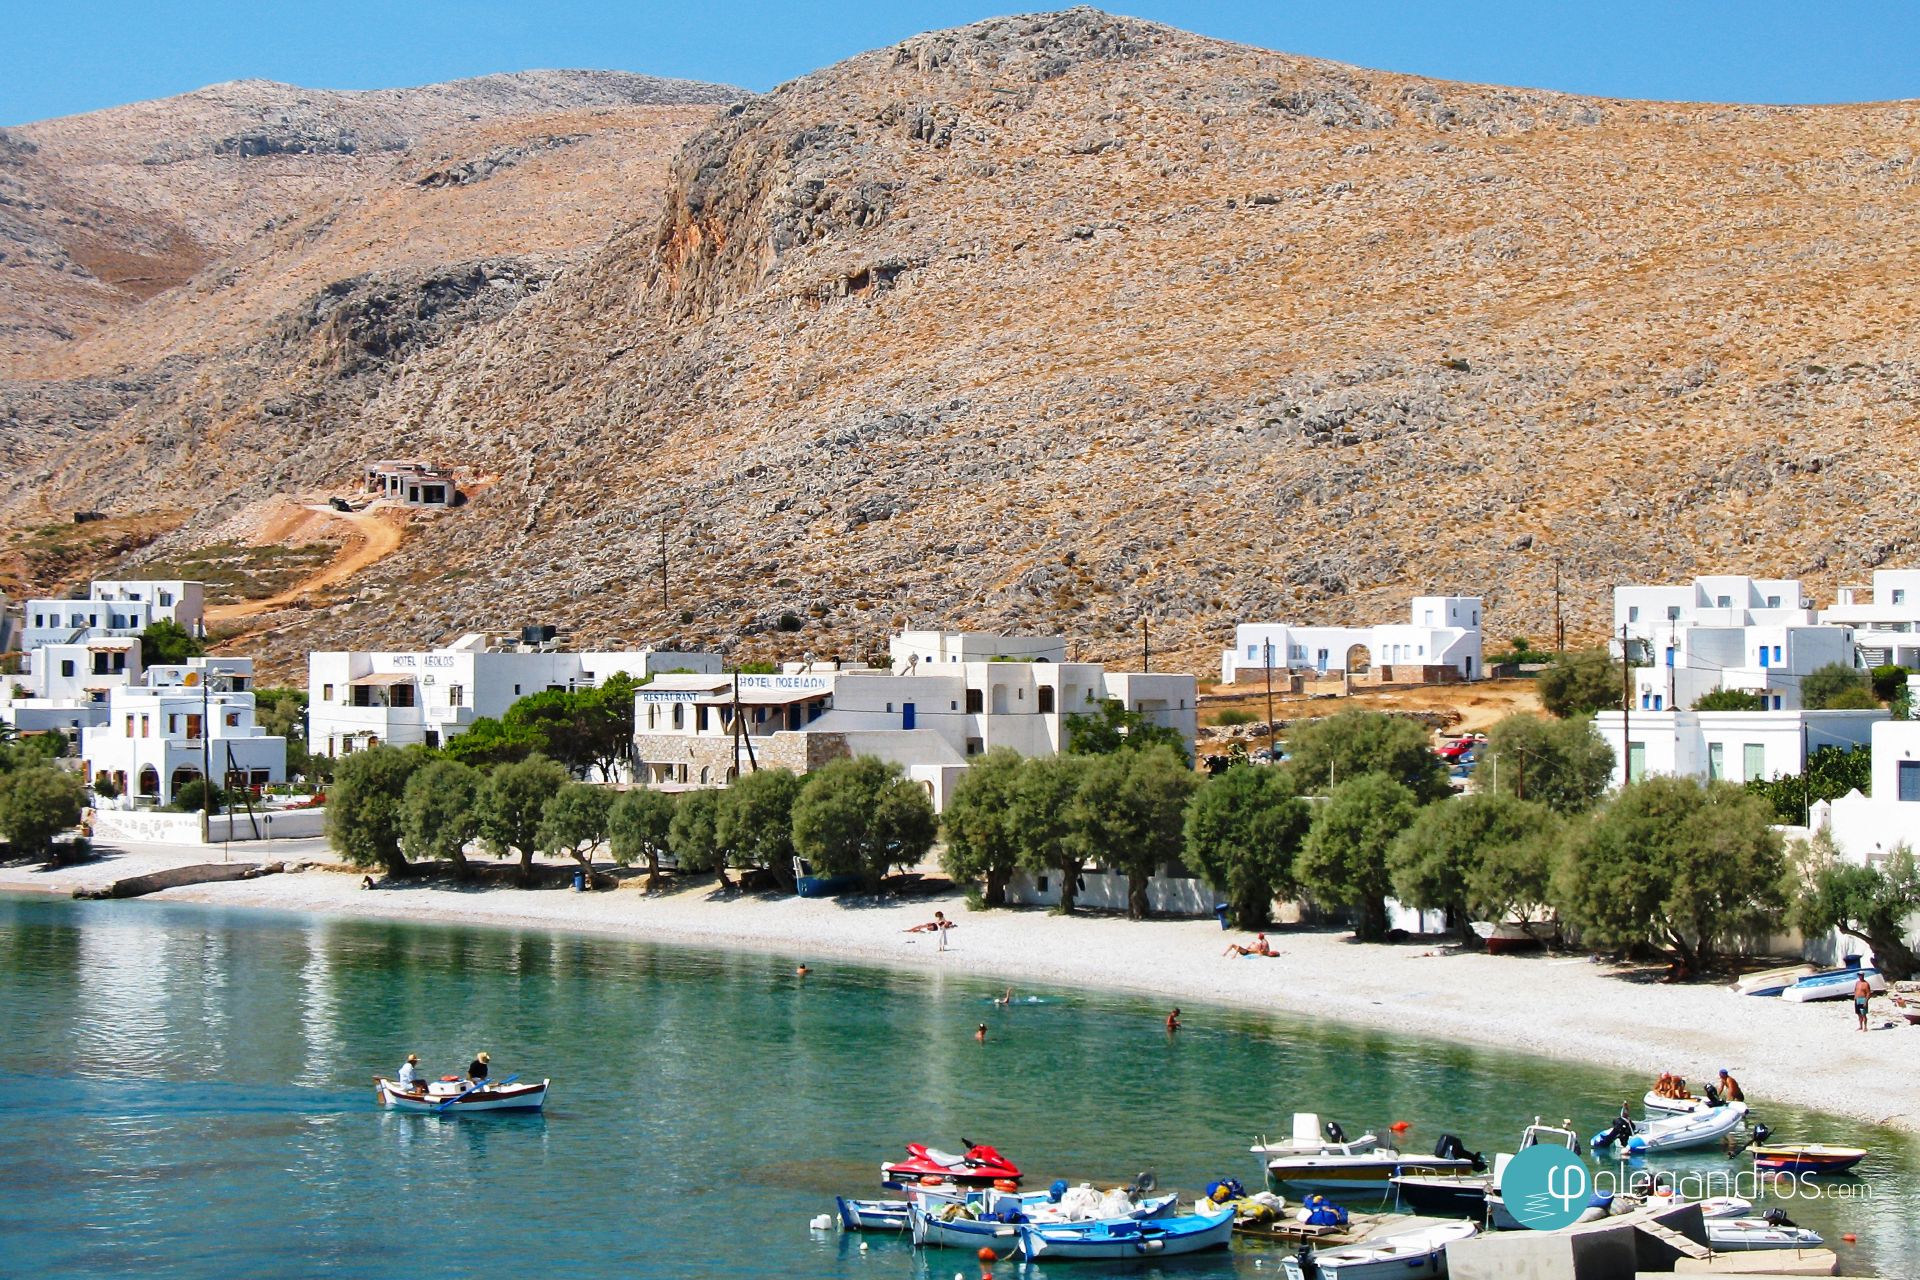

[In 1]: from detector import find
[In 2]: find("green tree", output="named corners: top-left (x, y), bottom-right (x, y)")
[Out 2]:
top-left (1298, 775), bottom-right (1421, 940)
top-left (668, 787), bottom-right (727, 886)
top-left (1183, 764), bottom-right (1311, 929)
top-left (1552, 776), bottom-right (1785, 971)
top-left (1388, 793), bottom-right (1561, 943)
top-left (443, 717), bottom-right (544, 769)
top-left (539, 782), bottom-right (613, 873)
top-left (0, 764), bottom-right (86, 862)
top-left (1064, 699), bottom-right (1190, 759)
top-left (1010, 753), bottom-right (1095, 912)
top-left (476, 756), bottom-right (569, 883)
top-left (325, 745), bottom-right (430, 874)
top-left (138, 619), bottom-right (204, 665)
top-left (1744, 744), bottom-right (1873, 822)
top-left (1789, 837), bottom-right (1920, 981)
top-left (401, 759), bottom-right (481, 877)
top-left (1069, 745), bottom-right (1200, 919)
top-left (939, 747), bottom-right (1027, 906)
top-left (92, 775), bottom-right (121, 800)
top-left (716, 768), bottom-right (804, 892)
top-left (790, 757), bottom-right (937, 893)
top-left (1801, 662), bottom-right (1871, 710)
top-left (169, 777), bottom-right (234, 814)
top-left (1692, 688), bottom-right (1766, 712)
top-left (1870, 665), bottom-right (1910, 703)
top-left (1283, 710), bottom-right (1449, 803)
top-left (609, 787), bottom-right (677, 890)
top-left (1479, 714), bottom-right (1614, 814)
top-left (253, 687), bottom-right (308, 741)
top-left (1536, 649), bottom-right (1622, 718)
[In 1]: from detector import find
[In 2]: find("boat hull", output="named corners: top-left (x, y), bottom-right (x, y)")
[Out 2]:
top-left (1730, 964), bottom-right (1815, 997)
top-left (1018, 1207), bottom-right (1234, 1261)
top-left (1390, 1172), bottom-right (1489, 1216)
top-left (1268, 1155), bottom-right (1476, 1194)
top-left (1597, 1102), bottom-right (1747, 1154)
top-left (1642, 1090), bottom-right (1709, 1116)
top-left (376, 1078), bottom-right (548, 1113)
top-left (1282, 1221), bottom-right (1478, 1279)
top-left (1707, 1219), bottom-right (1825, 1251)
top-left (1779, 968), bottom-right (1884, 1003)
top-left (837, 1197), bottom-right (909, 1231)
top-left (1752, 1145), bottom-right (1867, 1175)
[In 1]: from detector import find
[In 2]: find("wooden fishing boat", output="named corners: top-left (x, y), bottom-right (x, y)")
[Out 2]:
top-left (908, 1192), bottom-right (1178, 1249)
top-left (1280, 1219), bottom-right (1477, 1279)
top-left (1752, 1144), bottom-right (1867, 1175)
top-left (374, 1077), bottom-right (548, 1113)
top-left (1728, 963), bottom-right (1815, 997)
top-left (1017, 1204), bottom-right (1234, 1261)
top-left (1779, 965), bottom-right (1883, 1003)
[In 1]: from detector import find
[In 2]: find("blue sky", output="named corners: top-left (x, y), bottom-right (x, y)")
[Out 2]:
top-left (5, 1), bottom-right (1916, 126)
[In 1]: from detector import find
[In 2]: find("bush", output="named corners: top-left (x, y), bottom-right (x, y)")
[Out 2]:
top-left (1212, 708), bottom-right (1257, 727)
top-left (1802, 662), bottom-right (1872, 710)
top-left (1870, 665), bottom-right (1910, 703)
top-left (776, 612), bottom-right (804, 632)
top-left (1479, 714), bottom-right (1614, 814)
top-left (1282, 710), bottom-right (1449, 804)
top-left (1536, 649), bottom-right (1621, 718)
top-left (1692, 688), bottom-right (1765, 711)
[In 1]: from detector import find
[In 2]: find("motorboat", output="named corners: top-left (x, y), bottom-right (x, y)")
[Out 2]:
top-left (882, 1140), bottom-right (1020, 1187)
top-left (1256, 1113), bottom-right (1478, 1192)
top-left (1483, 1119), bottom-right (1583, 1230)
top-left (1779, 965), bottom-right (1883, 1003)
top-left (908, 1190), bottom-right (1178, 1249)
top-left (1641, 1089), bottom-right (1710, 1116)
top-left (1751, 1143), bottom-right (1867, 1175)
top-left (1592, 1101), bottom-right (1748, 1155)
top-left (1707, 1216), bottom-right (1825, 1251)
top-left (1583, 1192), bottom-right (1751, 1223)
top-left (1470, 919), bottom-right (1554, 955)
top-left (1017, 1204), bottom-right (1234, 1261)
top-left (1280, 1218), bottom-right (1477, 1279)
top-left (1729, 964), bottom-right (1815, 997)
top-left (374, 1076), bottom-right (548, 1113)
top-left (1389, 1168), bottom-right (1489, 1216)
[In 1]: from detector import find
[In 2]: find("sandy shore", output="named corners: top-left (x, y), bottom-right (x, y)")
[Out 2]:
top-left (5, 841), bottom-right (1908, 1133)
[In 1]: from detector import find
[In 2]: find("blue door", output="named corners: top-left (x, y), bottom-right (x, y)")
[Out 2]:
top-left (902, 702), bottom-right (916, 730)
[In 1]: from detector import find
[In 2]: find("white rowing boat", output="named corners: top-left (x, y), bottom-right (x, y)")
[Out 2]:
top-left (375, 1077), bottom-right (549, 1113)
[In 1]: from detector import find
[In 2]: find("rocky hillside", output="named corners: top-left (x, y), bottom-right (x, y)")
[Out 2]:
top-left (0, 70), bottom-right (737, 363)
top-left (7, 10), bottom-right (1920, 678)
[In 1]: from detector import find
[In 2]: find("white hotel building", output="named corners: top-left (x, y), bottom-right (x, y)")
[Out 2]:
top-left (18, 579), bottom-right (205, 652)
top-left (307, 633), bottom-right (719, 757)
top-left (632, 631), bottom-right (1199, 809)
top-left (1612, 575), bottom-right (1851, 712)
top-left (1220, 597), bottom-right (1483, 685)
top-left (1821, 570), bottom-right (1920, 670)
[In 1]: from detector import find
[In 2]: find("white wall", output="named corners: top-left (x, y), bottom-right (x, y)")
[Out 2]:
top-left (1006, 867), bottom-right (1219, 916)
top-left (1595, 709), bottom-right (1884, 788)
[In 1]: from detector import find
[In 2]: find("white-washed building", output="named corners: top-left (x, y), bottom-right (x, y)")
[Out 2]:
top-left (1593, 707), bottom-right (1884, 789)
top-left (1611, 576), bottom-right (1852, 712)
top-left (632, 631), bottom-right (1200, 809)
top-left (1822, 571), bottom-right (1920, 670)
top-left (1220, 597), bottom-right (1483, 685)
top-left (307, 633), bottom-right (719, 757)
top-left (0, 636), bottom-right (144, 734)
top-left (1814, 716), bottom-right (1920, 865)
top-left (0, 588), bottom-right (16, 654)
top-left (81, 657), bottom-right (285, 804)
top-left (18, 579), bottom-right (205, 652)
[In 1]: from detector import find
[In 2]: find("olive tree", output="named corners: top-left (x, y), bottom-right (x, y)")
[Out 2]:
top-left (715, 767), bottom-right (805, 892)
top-left (476, 756), bottom-right (569, 883)
top-left (939, 747), bottom-right (1026, 906)
top-left (1297, 774), bottom-right (1420, 941)
top-left (1790, 836), bottom-right (1920, 981)
top-left (327, 744), bottom-right (431, 875)
top-left (1010, 753), bottom-right (1094, 913)
top-left (538, 782), bottom-right (613, 874)
top-left (668, 787), bottom-right (727, 887)
top-left (1536, 649), bottom-right (1622, 718)
top-left (791, 756), bottom-right (937, 893)
top-left (401, 759), bottom-right (482, 877)
top-left (1479, 714), bottom-right (1614, 814)
top-left (0, 764), bottom-right (86, 863)
top-left (1283, 710), bottom-right (1449, 804)
top-left (1183, 764), bottom-right (1311, 930)
top-left (608, 787), bottom-right (677, 890)
top-left (1070, 745), bottom-right (1199, 919)
top-left (1388, 793), bottom-right (1561, 943)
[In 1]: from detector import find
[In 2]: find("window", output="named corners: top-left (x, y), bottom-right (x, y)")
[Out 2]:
top-left (1772, 645), bottom-right (1782, 664)
top-left (158, 591), bottom-right (172, 606)
top-left (186, 714), bottom-right (202, 740)
top-left (965, 688), bottom-right (983, 714)
top-left (124, 715), bottom-right (133, 736)
top-left (513, 684), bottom-right (522, 695)
top-left (646, 704), bottom-right (657, 729)
top-left (225, 712), bottom-right (239, 728)
top-left (448, 684), bottom-right (464, 708)
top-left (1899, 761), bottom-right (1920, 803)
top-left (323, 683), bottom-right (335, 701)
top-left (1627, 742), bottom-right (1645, 782)
top-left (1743, 743), bottom-right (1765, 783)
top-left (1773, 695), bottom-right (1783, 710)
top-left (672, 704), bottom-right (684, 729)
top-left (1246, 644), bottom-right (1258, 659)
top-left (1708, 743), bottom-right (1725, 780)
top-left (1037, 686), bottom-right (1055, 714)
top-left (168, 714), bottom-right (179, 734)
top-left (1664, 647), bottom-right (1674, 668)
top-left (1717, 595), bottom-right (1731, 608)
top-left (140, 715), bottom-right (150, 738)
top-left (1667, 606), bottom-right (1681, 621)
top-left (59, 659), bottom-right (75, 678)
top-left (1766, 595), bottom-right (1781, 608)
top-left (1896, 590), bottom-right (1908, 606)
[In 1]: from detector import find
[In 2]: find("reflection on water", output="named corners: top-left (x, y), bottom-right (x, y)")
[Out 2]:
top-left (0, 893), bottom-right (1915, 1278)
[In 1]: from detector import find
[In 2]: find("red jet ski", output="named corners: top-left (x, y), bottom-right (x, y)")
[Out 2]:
top-left (881, 1140), bottom-right (1022, 1187)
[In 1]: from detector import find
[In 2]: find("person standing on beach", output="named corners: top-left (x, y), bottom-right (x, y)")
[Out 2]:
top-left (1166, 1008), bottom-right (1181, 1034)
top-left (906, 911), bottom-right (954, 951)
top-left (1854, 975), bottom-right (1874, 1031)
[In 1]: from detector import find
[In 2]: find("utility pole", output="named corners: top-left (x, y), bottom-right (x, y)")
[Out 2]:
top-left (658, 518), bottom-right (669, 617)
top-left (1667, 623), bottom-right (1676, 711)
top-left (1621, 624), bottom-right (1632, 785)
top-left (1553, 558), bottom-right (1566, 653)
top-left (1141, 616), bottom-right (1150, 673)
top-left (1264, 640), bottom-right (1277, 764)
top-left (197, 667), bottom-right (215, 844)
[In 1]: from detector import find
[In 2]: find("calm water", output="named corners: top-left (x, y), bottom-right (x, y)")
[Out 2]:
top-left (0, 893), bottom-right (1915, 1279)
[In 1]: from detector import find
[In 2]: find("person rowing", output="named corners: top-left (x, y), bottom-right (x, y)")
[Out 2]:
top-left (396, 1053), bottom-right (424, 1093)
top-left (467, 1051), bottom-right (491, 1087)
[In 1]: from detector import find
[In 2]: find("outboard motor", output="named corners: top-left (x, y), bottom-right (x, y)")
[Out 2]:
top-left (1433, 1133), bottom-right (1486, 1170)
top-left (1753, 1123), bottom-right (1773, 1146)
top-left (1293, 1244), bottom-right (1321, 1279)
top-left (1591, 1117), bottom-right (1635, 1151)
top-left (1324, 1120), bottom-right (1347, 1144)
top-left (1762, 1207), bottom-right (1793, 1227)
top-left (1704, 1084), bottom-right (1723, 1107)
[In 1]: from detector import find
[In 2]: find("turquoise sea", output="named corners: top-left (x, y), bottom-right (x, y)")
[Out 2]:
top-left (0, 892), bottom-right (1914, 1278)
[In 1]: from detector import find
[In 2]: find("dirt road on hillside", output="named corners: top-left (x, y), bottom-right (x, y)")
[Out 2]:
top-left (206, 507), bottom-right (404, 623)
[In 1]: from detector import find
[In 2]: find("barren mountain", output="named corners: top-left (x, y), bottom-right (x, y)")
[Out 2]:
top-left (0, 70), bottom-right (738, 362)
top-left (7, 10), bottom-right (1920, 679)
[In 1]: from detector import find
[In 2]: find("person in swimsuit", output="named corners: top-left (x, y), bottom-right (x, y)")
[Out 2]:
top-left (1223, 932), bottom-right (1277, 957)
top-left (975, 1023), bottom-right (988, 1043)
top-left (1855, 975), bottom-right (1874, 1031)
top-left (1166, 1008), bottom-right (1181, 1034)
top-left (1717, 1069), bottom-right (1743, 1102)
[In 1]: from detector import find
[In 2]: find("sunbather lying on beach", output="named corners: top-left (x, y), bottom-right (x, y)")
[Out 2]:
top-left (1223, 932), bottom-right (1277, 957)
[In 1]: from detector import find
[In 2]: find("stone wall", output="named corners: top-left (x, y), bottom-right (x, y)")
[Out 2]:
top-left (632, 731), bottom-right (854, 783)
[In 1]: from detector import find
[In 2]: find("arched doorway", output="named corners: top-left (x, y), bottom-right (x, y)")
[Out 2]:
top-left (1344, 644), bottom-right (1373, 674)
top-left (137, 766), bottom-right (160, 797)
top-left (168, 765), bottom-right (202, 803)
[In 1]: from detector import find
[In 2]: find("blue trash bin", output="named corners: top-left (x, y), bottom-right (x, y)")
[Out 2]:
top-left (1213, 903), bottom-right (1230, 930)
top-left (572, 870), bottom-right (586, 893)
